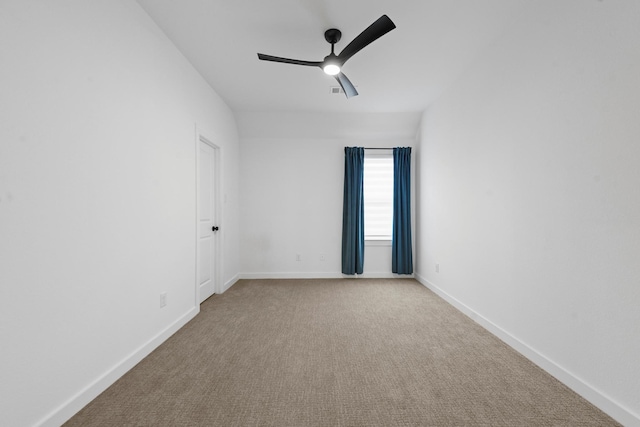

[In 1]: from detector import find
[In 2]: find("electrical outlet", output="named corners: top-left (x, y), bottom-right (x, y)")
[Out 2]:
top-left (160, 292), bottom-right (167, 308)
top-left (320, 253), bottom-right (325, 261)
top-left (435, 263), bottom-right (440, 273)
top-left (296, 254), bottom-right (301, 262)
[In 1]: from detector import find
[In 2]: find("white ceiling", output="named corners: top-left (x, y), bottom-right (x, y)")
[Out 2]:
top-left (136, 0), bottom-right (527, 116)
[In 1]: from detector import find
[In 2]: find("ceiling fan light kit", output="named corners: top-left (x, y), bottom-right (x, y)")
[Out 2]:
top-left (323, 58), bottom-right (341, 76)
top-left (257, 15), bottom-right (396, 98)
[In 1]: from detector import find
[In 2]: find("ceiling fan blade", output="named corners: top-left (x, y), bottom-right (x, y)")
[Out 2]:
top-left (257, 53), bottom-right (322, 67)
top-left (334, 72), bottom-right (358, 98)
top-left (337, 15), bottom-right (396, 64)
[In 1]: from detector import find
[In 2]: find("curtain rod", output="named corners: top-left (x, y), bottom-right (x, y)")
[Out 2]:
top-left (364, 147), bottom-right (394, 150)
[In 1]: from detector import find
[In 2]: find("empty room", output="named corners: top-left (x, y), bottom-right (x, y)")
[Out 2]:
top-left (1, 1), bottom-right (639, 426)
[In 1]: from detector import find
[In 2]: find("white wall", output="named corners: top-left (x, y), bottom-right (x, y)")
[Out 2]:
top-left (238, 112), bottom-right (418, 278)
top-left (415, 1), bottom-right (640, 424)
top-left (0, 1), bottom-right (240, 426)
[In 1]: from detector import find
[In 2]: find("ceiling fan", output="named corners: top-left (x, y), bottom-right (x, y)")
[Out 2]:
top-left (257, 15), bottom-right (396, 99)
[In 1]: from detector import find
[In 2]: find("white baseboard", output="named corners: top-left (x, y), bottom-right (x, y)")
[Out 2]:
top-left (37, 306), bottom-right (199, 427)
top-left (238, 272), bottom-right (414, 280)
top-left (221, 274), bottom-right (240, 293)
top-left (360, 272), bottom-right (415, 279)
top-left (239, 272), bottom-right (344, 280)
top-left (414, 273), bottom-right (640, 427)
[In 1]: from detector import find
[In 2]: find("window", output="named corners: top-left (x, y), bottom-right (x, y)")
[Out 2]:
top-left (363, 150), bottom-right (393, 240)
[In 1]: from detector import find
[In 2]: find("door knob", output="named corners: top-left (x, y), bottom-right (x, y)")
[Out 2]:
top-left (212, 226), bottom-right (219, 232)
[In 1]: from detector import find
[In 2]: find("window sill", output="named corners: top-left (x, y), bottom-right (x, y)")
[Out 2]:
top-left (365, 239), bottom-right (391, 247)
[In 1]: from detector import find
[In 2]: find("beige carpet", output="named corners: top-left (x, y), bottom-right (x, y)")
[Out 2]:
top-left (65, 279), bottom-right (620, 426)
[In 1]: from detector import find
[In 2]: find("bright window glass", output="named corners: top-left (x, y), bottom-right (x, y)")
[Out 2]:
top-left (363, 151), bottom-right (393, 240)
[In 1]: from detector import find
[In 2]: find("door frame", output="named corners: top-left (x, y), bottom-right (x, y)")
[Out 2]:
top-left (195, 125), bottom-right (223, 305)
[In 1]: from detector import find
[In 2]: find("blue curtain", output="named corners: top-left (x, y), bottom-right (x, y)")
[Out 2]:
top-left (342, 147), bottom-right (365, 275)
top-left (392, 147), bottom-right (413, 274)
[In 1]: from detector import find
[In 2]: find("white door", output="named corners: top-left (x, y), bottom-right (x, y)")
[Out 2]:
top-left (197, 140), bottom-right (218, 303)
